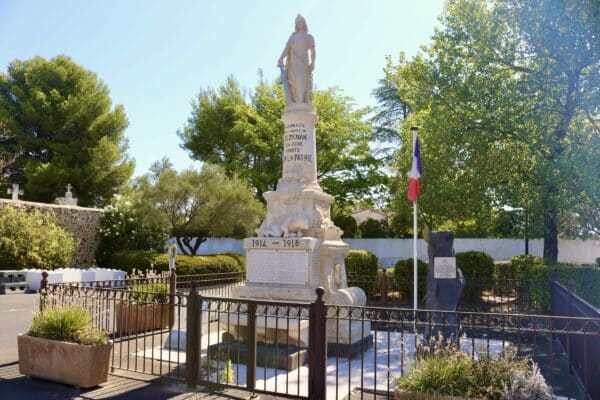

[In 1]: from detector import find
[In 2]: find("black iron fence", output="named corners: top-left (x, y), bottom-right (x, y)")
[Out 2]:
top-left (39, 271), bottom-right (600, 400)
top-left (40, 276), bottom-right (189, 380)
top-left (552, 277), bottom-right (600, 400)
top-left (348, 271), bottom-right (559, 314)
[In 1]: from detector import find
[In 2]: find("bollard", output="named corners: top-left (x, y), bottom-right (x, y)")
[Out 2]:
top-left (39, 271), bottom-right (49, 311)
top-left (567, 279), bottom-right (576, 293)
top-left (380, 268), bottom-right (388, 306)
top-left (309, 287), bottom-right (327, 400)
top-left (169, 267), bottom-right (177, 328)
top-left (246, 301), bottom-right (257, 393)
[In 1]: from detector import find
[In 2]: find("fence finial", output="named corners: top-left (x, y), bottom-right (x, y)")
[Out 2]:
top-left (40, 271), bottom-right (48, 292)
top-left (315, 287), bottom-right (325, 301)
top-left (567, 279), bottom-right (576, 293)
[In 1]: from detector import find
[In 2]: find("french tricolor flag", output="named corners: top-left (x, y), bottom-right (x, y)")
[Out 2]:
top-left (407, 128), bottom-right (422, 202)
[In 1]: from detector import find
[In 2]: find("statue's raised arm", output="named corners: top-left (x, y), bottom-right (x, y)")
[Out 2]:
top-left (277, 14), bottom-right (315, 105)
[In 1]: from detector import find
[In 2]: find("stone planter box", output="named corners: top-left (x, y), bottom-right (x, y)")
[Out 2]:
top-left (115, 302), bottom-right (170, 335)
top-left (18, 334), bottom-right (112, 388)
top-left (394, 389), bottom-right (471, 400)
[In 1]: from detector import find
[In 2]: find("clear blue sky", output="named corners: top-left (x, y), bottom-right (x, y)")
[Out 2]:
top-left (0, 0), bottom-right (444, 176)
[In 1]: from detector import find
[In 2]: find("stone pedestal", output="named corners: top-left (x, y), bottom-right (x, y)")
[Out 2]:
top-left (278, 103), bottom-right (320, 193)
top-left (425, 231), bottom-right (466, 341)
top-left (230, 235), bottom-right (370, 351)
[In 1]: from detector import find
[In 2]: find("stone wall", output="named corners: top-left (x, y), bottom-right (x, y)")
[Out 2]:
top-left (0, 199), bottom-right (104, 267)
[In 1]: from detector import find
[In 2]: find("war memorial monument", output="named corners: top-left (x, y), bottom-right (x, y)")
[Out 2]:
top-left (225, 14), bottom-right (372, 359)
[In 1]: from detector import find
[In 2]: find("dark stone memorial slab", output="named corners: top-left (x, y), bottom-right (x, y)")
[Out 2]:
top-left (207, 341), bottom-right (307, 371)
top-left (327, 334), bottom-right (374, 359)
top-left (424, 231), bottom-right (466, 341)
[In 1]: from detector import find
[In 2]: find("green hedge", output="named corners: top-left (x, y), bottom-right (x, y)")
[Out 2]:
top-left (495, 255), bottom-right (600, 310)
top-left (526, 264), bottom-right (600, 310)
top-left (0, 206), bottom-right (77, 270)
top-left (345, 250), bottom-right (380, 298)
top-left (456, 251), bottom-right (495, 302)
top-left (110, 250), bottom-right (245, 275)
top-left (393, 258), bottom-right (428, 303)
top-left (493, 261), bottom-right (512, 281)
top-left (509, 254), bottom-right (544, 279)
top-left (345, 250), bottom-right (379, 276)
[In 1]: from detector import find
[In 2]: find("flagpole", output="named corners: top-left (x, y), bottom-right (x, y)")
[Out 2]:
top-left (411, 126), bottom-right (419, 317)
top-left (413, 199), bottom-right (418, 313)
top-left (408, 125), bottom-right (421, 334)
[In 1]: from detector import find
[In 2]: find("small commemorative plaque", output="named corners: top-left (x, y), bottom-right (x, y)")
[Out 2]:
top-left (434, 257), bottom-right (457, 279)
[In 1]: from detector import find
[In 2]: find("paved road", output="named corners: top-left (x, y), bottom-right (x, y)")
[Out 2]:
top-left (0, 293), bottom-right (38, 365)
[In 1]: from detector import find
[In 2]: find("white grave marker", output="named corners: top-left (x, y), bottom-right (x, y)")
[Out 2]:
top-left (7, 183), bottom-right (23, 201)
top-left (56, 183), bottom-right (78, 206)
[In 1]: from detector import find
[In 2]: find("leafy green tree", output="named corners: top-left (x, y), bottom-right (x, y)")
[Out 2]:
top-left (0, 56), bottom-right (134, 206)
top-left (136, 160), bottom-right (264, 255)
top-left (358, 218), bottom-right (391, 238)
top-left (333, 214), bottom-right (358, 238)
top-left (0, 122), bottom-right (19, 178)
top-left (179, 76), bottom-right (385, 207)
top-left (388, 209), bottom-right (412, 238)
top-left (371, 56), bottom-right (410, 164)
top-left (379, 0), bottom-right (600, 262)
top-left (95, 190), bottom-right (171, 267)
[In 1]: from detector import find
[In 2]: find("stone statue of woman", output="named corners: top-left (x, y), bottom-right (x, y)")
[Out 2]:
top-left (277, 14), bottom-right (316, 105)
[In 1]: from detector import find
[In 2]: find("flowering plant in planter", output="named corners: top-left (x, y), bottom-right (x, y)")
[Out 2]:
top-left (394, 335), bottom-right (554, 400)
top-left (18, 306), bottom-right (112, 388)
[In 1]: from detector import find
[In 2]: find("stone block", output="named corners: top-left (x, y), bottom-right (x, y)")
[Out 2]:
top-left (0, 270), bottom-right (26, 283)
top-left (0, 282), bottom-right (28, 294)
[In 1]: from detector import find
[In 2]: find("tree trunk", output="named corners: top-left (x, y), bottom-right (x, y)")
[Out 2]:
top-left (543, 210), bottom-right (558, 264)
top-left (542, 187), bottom-right (559, 264)
top-left (541, 71), bottom-right (579, 265)
top-left (189, 236), bottom-right (207, 255)
top-left (175, 236), bottom-right (207, 256)
top-left (175, 237), bottom-right (191, 255)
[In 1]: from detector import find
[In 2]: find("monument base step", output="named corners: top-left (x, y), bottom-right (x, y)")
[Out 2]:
top-left (0, 282), bottom-right (28, 294)
top-left (327, 334), bottom-right (374, 359)
top-left (219, 312), bottom-right (310, 348)
top-left (207, 341), bottom-right (308, 371)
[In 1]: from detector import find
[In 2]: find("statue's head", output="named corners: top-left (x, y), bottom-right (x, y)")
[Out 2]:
top-left (295, 14), bottom-right (308, 33)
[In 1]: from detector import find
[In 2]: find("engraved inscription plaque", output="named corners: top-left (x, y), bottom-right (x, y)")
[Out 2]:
top-left (434, 257), bottom-right (457, 279)
top-left (247, 250), bottom-right (309, 285)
